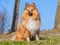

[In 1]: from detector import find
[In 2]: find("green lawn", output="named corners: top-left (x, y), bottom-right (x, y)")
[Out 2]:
top-left (0, 36), bottom-right (60, 45)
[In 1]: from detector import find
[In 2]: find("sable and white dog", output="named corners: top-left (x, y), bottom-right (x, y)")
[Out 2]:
top-left (12, 3), bottom-right (40, 41)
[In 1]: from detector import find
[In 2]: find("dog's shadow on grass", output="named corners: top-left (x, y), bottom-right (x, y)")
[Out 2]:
top-left (29, 36), bottom-right (49, 41)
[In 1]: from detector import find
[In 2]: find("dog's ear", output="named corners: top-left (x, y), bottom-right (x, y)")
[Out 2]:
top-left (31, 2), bottom-right (36, 7)
top-left (25, 3), bottom-right (30, 7)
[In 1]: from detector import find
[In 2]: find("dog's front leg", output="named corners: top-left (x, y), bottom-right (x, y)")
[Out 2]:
top-left (26, 37), bottom-right (30, 41)
top-left (35, 34), bottom-right (39, 41)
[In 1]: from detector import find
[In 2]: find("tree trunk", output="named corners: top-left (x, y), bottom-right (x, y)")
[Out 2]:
top-left (54, 0), bottom-right (60, 29)
top-left (11, 0), bottom-right (20, 32)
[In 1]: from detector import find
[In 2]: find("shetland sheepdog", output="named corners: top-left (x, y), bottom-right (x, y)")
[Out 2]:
top-left (12, 2), bottom-right (40, 41)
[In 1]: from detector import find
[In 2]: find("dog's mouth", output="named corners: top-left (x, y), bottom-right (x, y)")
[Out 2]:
top-left (28, 11), bottom-right (33, 16)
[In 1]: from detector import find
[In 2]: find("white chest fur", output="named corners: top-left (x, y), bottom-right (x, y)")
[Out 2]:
top-left (25, 18), bottom-right (40, 36)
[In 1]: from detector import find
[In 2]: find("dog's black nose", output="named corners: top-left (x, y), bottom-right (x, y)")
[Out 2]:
top-left (28, 11), bottom-right (32, 16)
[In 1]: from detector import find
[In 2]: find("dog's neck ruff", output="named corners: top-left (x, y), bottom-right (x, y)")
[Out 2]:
top-left (25, 18), bottom-right (40, 35)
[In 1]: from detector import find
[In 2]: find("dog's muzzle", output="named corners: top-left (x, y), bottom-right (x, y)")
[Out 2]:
top-left (28, 11), bottom-right (33, 16)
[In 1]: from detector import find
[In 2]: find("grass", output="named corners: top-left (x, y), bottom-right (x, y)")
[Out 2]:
top-left (0, 41), bottom-right (40, 45)
top-left (0, 36), bottom-right (60, 45)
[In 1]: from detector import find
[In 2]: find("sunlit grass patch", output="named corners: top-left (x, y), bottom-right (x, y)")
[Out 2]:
top-left (0, 41), bottom-right (41, 45)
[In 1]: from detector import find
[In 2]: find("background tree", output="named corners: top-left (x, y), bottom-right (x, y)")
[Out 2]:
top-left (0, 11), bottom-right (5, 34)
top-left (54, 0), bottom-right (60, 29)
top-left (0, 0), bottom-right (8, 33)
top-left (11, 0), bottom-right (20, 32)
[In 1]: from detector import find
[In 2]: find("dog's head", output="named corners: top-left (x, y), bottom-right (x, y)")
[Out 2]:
top-left (21, 3), bottom-right (40, 20)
